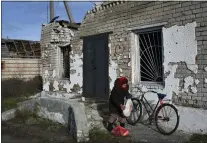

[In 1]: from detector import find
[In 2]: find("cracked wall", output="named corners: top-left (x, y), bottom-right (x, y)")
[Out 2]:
top-left (79, 1), bottom-right (207, 108)
top-left (161, 22), bottom-right (198, 98)
top-left (41, 21), bottom-right (82, 95)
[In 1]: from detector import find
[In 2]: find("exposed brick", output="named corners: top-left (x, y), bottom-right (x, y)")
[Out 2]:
top-left (201, 2), bottom-right (207, 8)
top-left (195, 3), bottom-right (201, 9)
top-left (175, 7), bottom-right (185, 13)
top-left (201, 31), bottom-right (207, 36)
top-left (192, 96), bottom-right (202, 100)
top-left (202, 88), bottom-right (207, 92)
top-left (203, 7), bottom-right (207, 12)
top-left (181, 2), bottom-right (192, 7)
top-left (188, 100), bottom-right (194, 105)
top-left (197, 93), bottom-right (204, 96)
top-left (79, 1), bottom-right (207, 108)
top-left (202, 97), bottom-right (207, 102)
top-left (182, 95), bottom-right (192, 100)
top-left (193, 9), bottom-right (202, 14)
top-left (201, 22), bottom-right (207, 26)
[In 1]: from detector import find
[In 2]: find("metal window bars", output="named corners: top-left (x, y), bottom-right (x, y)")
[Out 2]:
top-left (139, 30), bottom-right (163, 82)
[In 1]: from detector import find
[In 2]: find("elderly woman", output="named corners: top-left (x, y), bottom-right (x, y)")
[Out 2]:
top-left (107, 77), bottom-right (132, 132)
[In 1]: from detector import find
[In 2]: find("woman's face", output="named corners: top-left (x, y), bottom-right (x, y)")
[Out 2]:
top-left (121, 83), bottom-right (127, 89)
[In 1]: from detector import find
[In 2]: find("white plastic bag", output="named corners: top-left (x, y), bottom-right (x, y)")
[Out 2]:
top-left (123, 99), bottom-right (133, 117)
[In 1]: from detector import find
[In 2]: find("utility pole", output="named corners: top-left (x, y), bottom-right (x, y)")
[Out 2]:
top-left (50, 1), bottom-right (55, 21)
top-left (63, 1), bottom-right (75, 23)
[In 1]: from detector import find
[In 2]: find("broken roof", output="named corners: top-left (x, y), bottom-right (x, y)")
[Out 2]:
top-left (55, 20), bottom-right (81, 30)
top-left (1, 38), bottom-right (41, 58)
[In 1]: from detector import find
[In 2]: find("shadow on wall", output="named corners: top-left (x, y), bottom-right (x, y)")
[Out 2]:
top-left (68, 106), bottom-right (77, 140)
top-left (94, 99), bottom-right (110, 130)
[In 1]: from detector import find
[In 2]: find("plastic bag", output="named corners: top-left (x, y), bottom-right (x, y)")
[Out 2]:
top-left (111, 125), bottom-right (129, 137)
top-left (123, 98), bottom-right (133, 117)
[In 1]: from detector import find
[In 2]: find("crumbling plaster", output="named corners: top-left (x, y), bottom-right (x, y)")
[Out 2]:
top-left (205, 78), bottom-right (207, 84)
top-left (68, 54), bottom-right (83, 94)
top-left (163, 22), bottom-right (197, 74)
top-left (131, 22), bottom-right (199, 102)
top-left (204, 66), bottom-right (207, 72)
top-left (182, 76), bottom-right (199, 94)
top-left (42, 20), bottom-right (203, 100)
top-left (41, 22), bottom-right (83, 94)
top-left (109, 58), bottom-right (118, 90)
top-left (162, 22), bottom-right (198, 97)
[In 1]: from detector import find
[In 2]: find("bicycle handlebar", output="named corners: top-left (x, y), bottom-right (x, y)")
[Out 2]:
top-left (135, 87), bottom-right (158, 94)
top-left (147, 90), bottom-right (158, 94)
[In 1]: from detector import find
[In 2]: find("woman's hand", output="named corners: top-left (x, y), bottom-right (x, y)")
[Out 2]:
top-left (120, 104), bottom-right (125, 110)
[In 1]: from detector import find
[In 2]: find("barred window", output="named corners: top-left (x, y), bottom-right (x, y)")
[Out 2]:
top-left (138, 29), bottom-right (163, 82)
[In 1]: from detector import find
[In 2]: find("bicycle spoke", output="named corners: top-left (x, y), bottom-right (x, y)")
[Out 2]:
top-left (168, 116), bottom-right (177, 122)
top-left (156, 104), bottom-right (179, 135)
top-left (166, 106), bottom-right (173, 118)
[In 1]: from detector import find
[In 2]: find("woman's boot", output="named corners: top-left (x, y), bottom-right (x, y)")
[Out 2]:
top-left (120, 123), bottom-right (125, 128)
top-left (107, 123), bottom-right (114, 132)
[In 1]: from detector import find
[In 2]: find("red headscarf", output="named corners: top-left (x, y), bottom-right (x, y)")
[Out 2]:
top-left (119, 77), bottom-right (129, 90)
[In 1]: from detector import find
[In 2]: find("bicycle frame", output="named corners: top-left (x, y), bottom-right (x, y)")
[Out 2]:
top-left (139, 93), bottom-right (163, 123)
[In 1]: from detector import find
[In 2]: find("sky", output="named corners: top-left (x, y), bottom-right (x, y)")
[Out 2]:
top-left (2, 1), bottom-right (95, 41)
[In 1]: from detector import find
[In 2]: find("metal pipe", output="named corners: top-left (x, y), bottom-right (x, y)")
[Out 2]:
top-left (50, 1), bottom-right (55, 21)
top-left (63, 1), bottom-right (75, 23)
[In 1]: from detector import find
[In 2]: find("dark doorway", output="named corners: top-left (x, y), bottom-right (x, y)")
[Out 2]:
top-left (83, 33), bottom-right (109, 99)
top-left (61, 45), bottom-right (70, 78)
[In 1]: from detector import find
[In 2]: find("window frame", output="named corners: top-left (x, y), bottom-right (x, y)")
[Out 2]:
top-left (131, 26), bottom-right (164, 86)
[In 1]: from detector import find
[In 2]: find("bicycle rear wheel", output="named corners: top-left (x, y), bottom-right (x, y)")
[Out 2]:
top-left (126, 98), bottom-right (142, 125)
top-left (155, 103), bottom-right (179, 135)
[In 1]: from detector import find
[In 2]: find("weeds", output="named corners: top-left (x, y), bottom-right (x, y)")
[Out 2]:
top-left (89, 127), bottom-right (114, 141)
top-left (14, 108), bottom-right (64, 132)
top-left (1, 76), bottom-right (42, 112)
top-left (186, 134), bottom-right (207, 143)
top-left (2, 76), bottom-right (42, 99)
top-left (2, 97), bottom-right (28, 111)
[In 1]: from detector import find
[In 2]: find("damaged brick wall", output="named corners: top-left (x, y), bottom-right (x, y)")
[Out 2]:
top-left (78, 1), bottom-right (207, 108)
top-left (41, 21), bottom-right (82, 94)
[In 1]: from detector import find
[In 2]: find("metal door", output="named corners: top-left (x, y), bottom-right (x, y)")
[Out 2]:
top-left (83, 34), bottom-right (109, 98)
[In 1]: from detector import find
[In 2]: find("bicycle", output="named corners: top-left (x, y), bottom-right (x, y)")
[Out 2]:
top-left (126, 90), bottom-right (180, 135)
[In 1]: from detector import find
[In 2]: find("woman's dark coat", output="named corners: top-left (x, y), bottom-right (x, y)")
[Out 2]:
top-left (109, 78), bottom-right (132, 116)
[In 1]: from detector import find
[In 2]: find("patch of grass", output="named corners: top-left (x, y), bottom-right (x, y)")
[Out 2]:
top-left (2, 76), bottom-right (42, 99)
top-left (89, 127), bottom-right (114, 141)
top-left (14, 108), bottom-right (64, 132)
top-left (186, 134), bottom-right (207, 143)
top-left (2, 76), bottom-right (42, 112)
top-left (2, 97), bottom-right (28, 112)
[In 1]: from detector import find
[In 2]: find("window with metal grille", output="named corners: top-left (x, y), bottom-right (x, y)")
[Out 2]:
top-left (138, 29), bottom-right (163, 82)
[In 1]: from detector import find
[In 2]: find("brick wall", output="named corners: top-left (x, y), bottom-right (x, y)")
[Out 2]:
top-left (40, 22), bottom-right (82, 93)
top-left (1, 58), bottom-right (41, 80)
top-left (77, 1), bottom-right (207, 108)
top-left (41, 22), bottom-right (75, 79)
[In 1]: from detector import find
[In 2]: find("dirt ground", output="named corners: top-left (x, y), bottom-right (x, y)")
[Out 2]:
top-left (2, 120), bottom-right (75, 143)
top-left (2, 119), bottom-right (190, 143)
top-left (1, 118), bottom-right (132, 143)
top-left (1, 108), bottom-right (191, 143)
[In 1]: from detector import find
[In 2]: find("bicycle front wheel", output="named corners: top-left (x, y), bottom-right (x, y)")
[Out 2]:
top-left (155, 103), bottom-right (179, 135)
top-left (126, 98), bottom-right (142, 125)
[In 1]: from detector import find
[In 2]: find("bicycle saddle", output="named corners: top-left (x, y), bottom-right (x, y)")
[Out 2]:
top-left (157, 93), bottom-right (166, 100)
